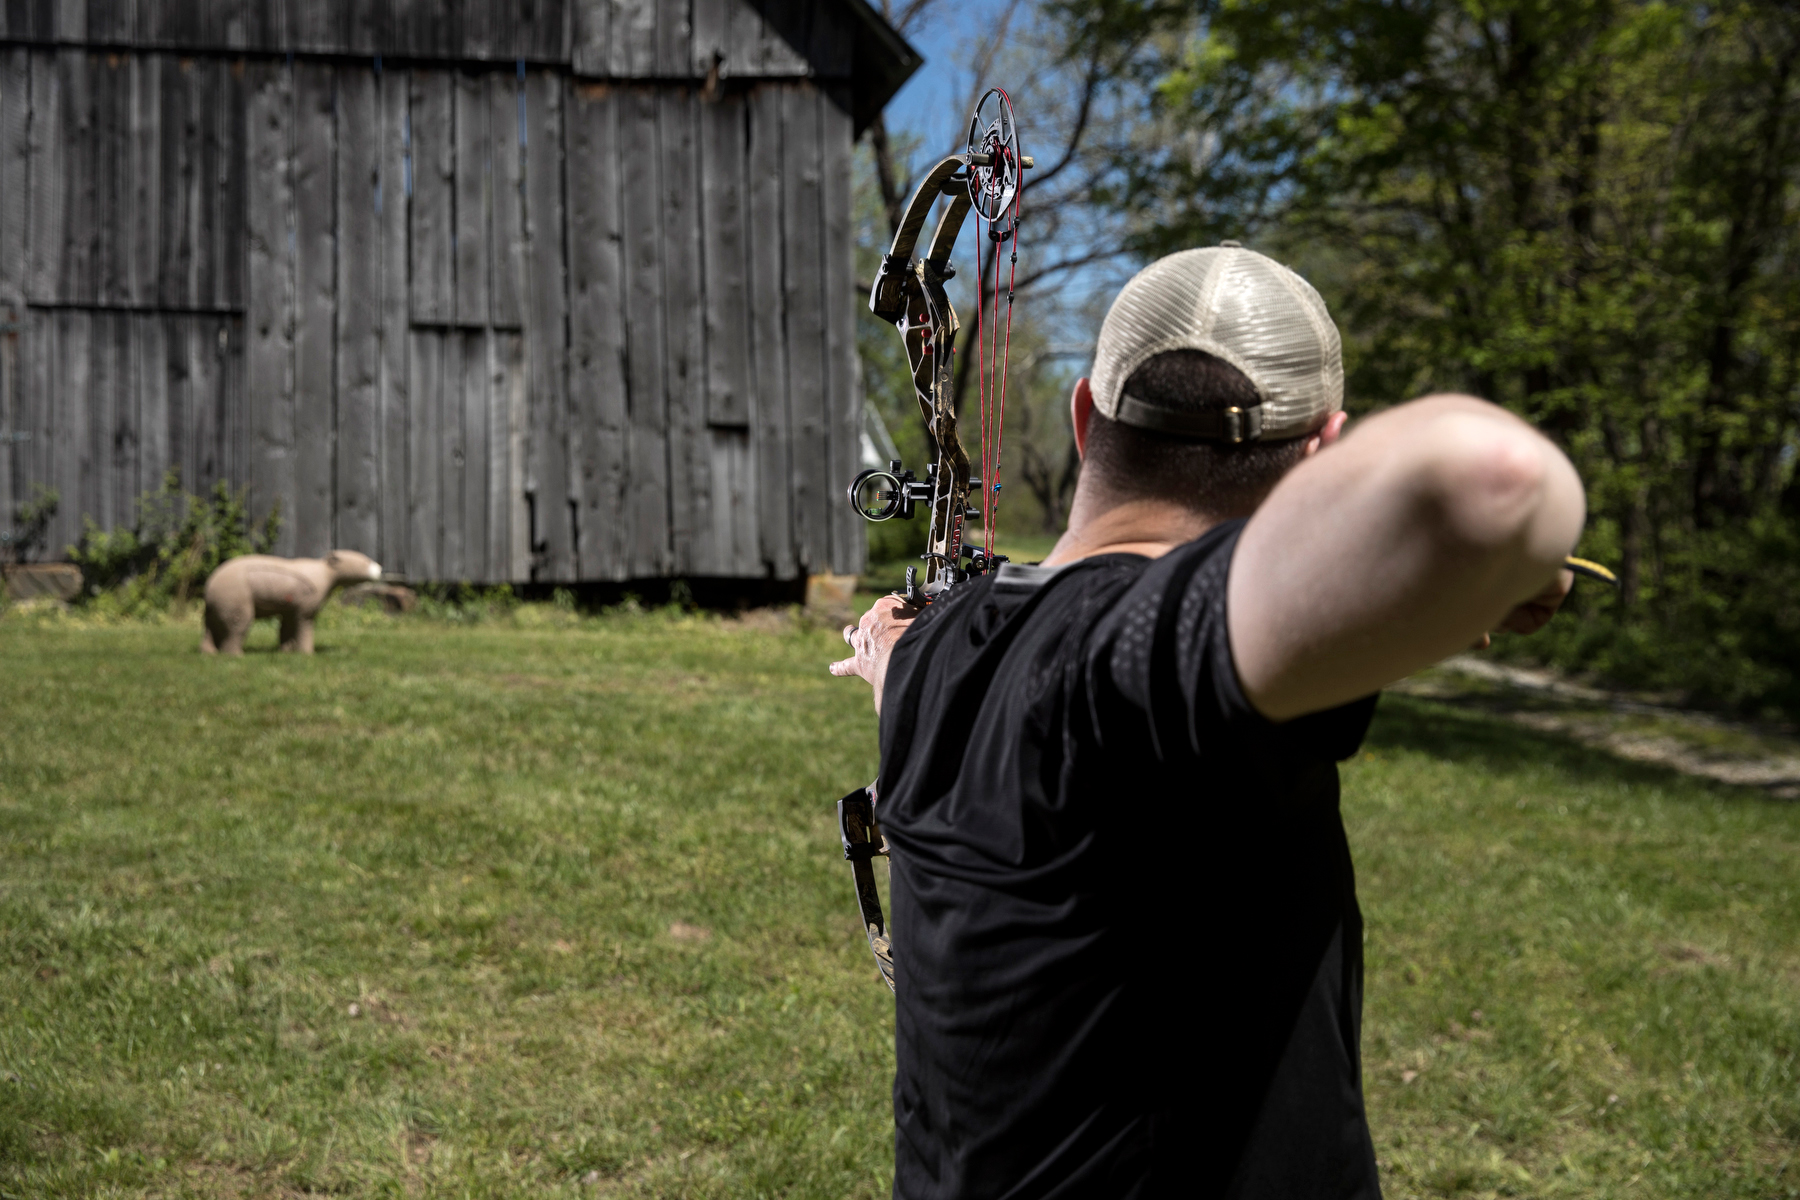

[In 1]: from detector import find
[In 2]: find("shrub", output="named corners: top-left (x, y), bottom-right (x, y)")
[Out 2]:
top-left (411, 582), bottom-right (523, 624)
top-left (68, 471), bottom-right (281, 613)
top-left (2, 485), bottom-right (59, 565)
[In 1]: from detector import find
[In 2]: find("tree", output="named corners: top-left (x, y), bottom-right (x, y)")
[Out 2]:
top-left (1052, 0), bottom-right (1800, 712)
top-left (855, 1), bottom-right (1151, 551)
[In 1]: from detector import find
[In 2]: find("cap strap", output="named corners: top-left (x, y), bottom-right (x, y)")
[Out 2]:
top-left (1116, 393), bottom-right (1264, 443)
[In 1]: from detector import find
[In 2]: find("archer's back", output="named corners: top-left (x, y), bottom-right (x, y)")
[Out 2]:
top-left (875, 523), bottom-right (1383, 1200)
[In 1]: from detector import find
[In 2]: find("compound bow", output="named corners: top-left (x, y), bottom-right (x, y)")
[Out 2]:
top-left (837, 89), bottom-right (1031, 992)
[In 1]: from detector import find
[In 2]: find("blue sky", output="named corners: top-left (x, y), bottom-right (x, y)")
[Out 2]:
top-left (882, 0), bottom-right (1018, 164)
top-left (870, 0), bottom-right (1122, 352)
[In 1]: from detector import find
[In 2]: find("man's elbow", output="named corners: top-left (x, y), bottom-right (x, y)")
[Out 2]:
top-left (1423, 417), bottom-right (1584, 563)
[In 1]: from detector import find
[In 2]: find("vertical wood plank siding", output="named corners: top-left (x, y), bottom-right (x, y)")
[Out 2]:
top-left (489, 74), bottom-right (529, 582)
top-left (291, 62), bottom-right (336, 557)
top-left (246, 59), bottom-right (294, 556)
top-left (564, 81), bottom-right (626, 580)
top-left (1, 49), bottom-right (28, 527)
top-left (699, 90), bottom-right (757, 577)
top-left (521, 67), bottom-right (572, 581)
top-left (406, 327), bottom-right (442, 579)
top-left (0, 50), bottom-right (27, 294)
top-left (377, 63), bottom-right (411, 570)
top-left (746, 82), bottom-right (793, 578)
top-left (780, 84), bottom-right (829, 574)
top-left (335, 64), bottom-right (381, 556)
top-left (819, 83), bottom-right (860, 574)
top-left (409, 70), bottom-right (452, 325)
top-left (1, 0), bottom-right (874, 582)
top-left (661, 86), bottom-right (708, 576)
top-left (619, 84), bottom-right (667, 578)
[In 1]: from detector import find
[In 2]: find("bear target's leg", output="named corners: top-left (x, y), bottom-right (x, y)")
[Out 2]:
top-left (220, 620), bottom-right (250, 655)
top-left (295, 618), bottom-right (315, 655)
top-left (278, 613), bottom-right (302, 652)
top-left (203, 605), bottom-right (229, 655)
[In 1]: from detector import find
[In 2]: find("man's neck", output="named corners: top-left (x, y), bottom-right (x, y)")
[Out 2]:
top-left (1041, 491), bottom-right (1222, 566)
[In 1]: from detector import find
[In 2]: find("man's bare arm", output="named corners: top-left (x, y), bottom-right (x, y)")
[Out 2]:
top-left (1229, 394), bottom-right (1586, 721)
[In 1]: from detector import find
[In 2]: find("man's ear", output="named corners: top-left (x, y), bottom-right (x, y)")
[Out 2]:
top-left (1303, 410), bottom-right (1350, 458)
top-left (1071, 377), bottom-right (1095, 460)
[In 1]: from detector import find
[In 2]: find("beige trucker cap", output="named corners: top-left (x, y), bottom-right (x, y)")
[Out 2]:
top-left (1089, 244), bottom-right (1344, 441)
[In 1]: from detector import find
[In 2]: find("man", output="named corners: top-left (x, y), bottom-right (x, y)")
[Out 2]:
top-left (830, 245), bottom-right (1585, 1198)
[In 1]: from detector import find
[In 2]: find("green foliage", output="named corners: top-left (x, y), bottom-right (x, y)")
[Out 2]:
top-left (2, 484), bottom-right (60, 565)
top-left (67, 470), bottom-right (282, 613)
top-left (411, 581), bottom-right (526, 623)
top-left (1053, 0), bottom-right (1800, 713)
top-left (1, 619), bottom-right (1797, 1195)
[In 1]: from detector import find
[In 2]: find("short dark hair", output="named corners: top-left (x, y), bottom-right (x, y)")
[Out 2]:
top-left (1083, 350), bottom-right (1310, 518)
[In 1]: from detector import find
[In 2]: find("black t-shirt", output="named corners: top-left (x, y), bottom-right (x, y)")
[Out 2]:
top-left (877, 522), bottom-right (1382, 1200)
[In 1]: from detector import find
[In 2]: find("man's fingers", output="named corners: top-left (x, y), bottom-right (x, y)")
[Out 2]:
top-left (830, 593), bottom-right (920, 701)
top-left (869, 594), bottom-right (920, 623)
top-left (1498, 602), bottom-right (1554, 635)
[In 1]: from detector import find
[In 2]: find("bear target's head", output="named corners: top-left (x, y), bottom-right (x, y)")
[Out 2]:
top-left (325, 550), bottom-right (382, 583)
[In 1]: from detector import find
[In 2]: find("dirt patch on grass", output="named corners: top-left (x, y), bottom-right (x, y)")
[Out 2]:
top-left (1392, 656), bottom-right (1800, 798)
top-left (1656, 942), bottom-right (1735, 974)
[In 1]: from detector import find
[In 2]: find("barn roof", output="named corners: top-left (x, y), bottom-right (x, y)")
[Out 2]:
top-left (836, 0), bottom-right (925, 135)
top-left (0, 0), bottom-right (923, 136)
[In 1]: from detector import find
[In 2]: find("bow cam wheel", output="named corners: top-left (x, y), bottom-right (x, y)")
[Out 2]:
top-left (966, 88), bottom-right (1022, 236)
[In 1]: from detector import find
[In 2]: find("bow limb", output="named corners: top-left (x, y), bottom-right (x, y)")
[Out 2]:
top-left (918, 185), bottom-right (978, 597)
top-left (870, 155), bottom-right (967, 431)
top-left (916, 258), bottom-right (971, 598)
top-left (868, 154), bottom-right (968, 323)
top-left (864, 152), bottom-right (983, 600)
top-left (926, 190), bottom-right (972, 274)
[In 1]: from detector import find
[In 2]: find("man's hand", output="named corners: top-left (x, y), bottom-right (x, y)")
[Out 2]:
top-left (1495, 567), bottom-right (1574, 635)
top-left (1472, 567), bottom-right (1575, 649)
top-left (829, 595), bottom-right (919, 714)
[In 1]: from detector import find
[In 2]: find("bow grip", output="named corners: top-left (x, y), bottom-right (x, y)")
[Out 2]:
top-left (839, 786), bottom-right (888, 861)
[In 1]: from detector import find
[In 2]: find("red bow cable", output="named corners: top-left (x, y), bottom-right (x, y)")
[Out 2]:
top-left (971, 89), bottom-right (1023, 558)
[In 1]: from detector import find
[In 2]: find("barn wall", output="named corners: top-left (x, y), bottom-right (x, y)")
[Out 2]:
top-left (0, 2), bottom-right (875, 582)
top-left (0, 51), bottom-right (250, 552)
top-left (0, 0), bottom-right (848, 83)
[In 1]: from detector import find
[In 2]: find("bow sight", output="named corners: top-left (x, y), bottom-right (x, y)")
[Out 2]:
top-left (847, 461), bottom-right (1004, 599)
top-left (853, 88), bottom-right (1030, 610)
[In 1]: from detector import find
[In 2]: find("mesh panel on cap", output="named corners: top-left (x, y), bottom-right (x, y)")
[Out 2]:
top-left (1090, 247), bottom-right (1343, 440)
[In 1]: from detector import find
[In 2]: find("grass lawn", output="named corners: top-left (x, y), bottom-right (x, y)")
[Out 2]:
top-left (1, 602), bottom-right (1796, 1198)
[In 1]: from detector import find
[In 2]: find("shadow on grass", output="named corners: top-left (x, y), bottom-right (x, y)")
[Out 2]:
top-left (1366, 692), bottom-right (1791, 805)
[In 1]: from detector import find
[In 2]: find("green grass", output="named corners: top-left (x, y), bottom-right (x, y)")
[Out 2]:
top-left (1352, 701), bottom-right (1800, 1197)
top-left (1, 604), bottom-right (1796, 1198)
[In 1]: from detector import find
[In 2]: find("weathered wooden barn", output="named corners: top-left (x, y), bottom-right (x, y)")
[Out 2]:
top-left (0, 0), bottom-right (916, 584)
